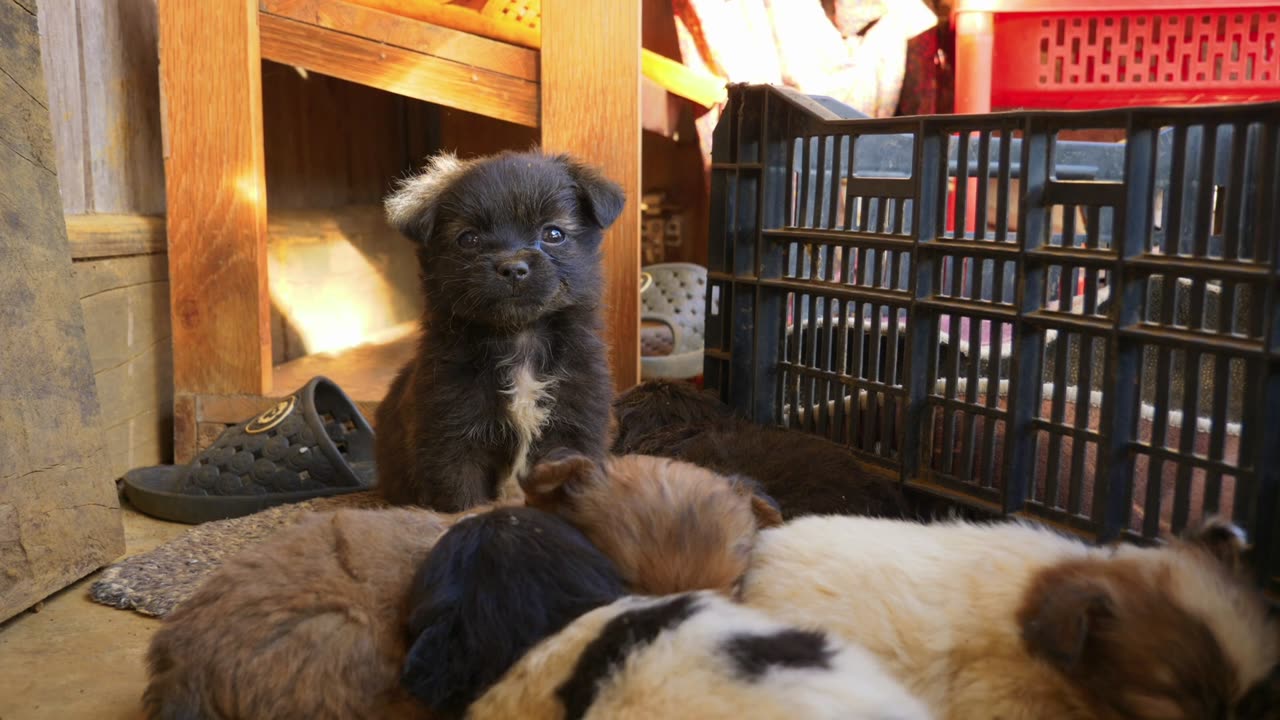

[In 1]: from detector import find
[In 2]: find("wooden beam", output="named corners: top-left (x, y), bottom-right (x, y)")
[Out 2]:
top-left (259, 11), bottom-right (538, 127)
top-left (0, 0), bottom-right (124, 622)
top-left (158, 0), bottom-right (271, 396)
top-left (77, 0), bottom-right (166, 214)
top-left (541, 0), bottom-right (642, 390)
top-left (260, 0), bottom-right (538, 82)
top-left (65, 214), bottom-right (166, 259)
top-left (35, 0), bottom-right (88, 213)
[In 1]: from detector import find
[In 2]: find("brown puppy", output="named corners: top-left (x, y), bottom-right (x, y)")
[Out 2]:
top-left (524, 451), bottom-right (783, 596)
top-left (143, 507), bottom-right (458, 720)
top-left (142, 454), bottom-right (776, 719)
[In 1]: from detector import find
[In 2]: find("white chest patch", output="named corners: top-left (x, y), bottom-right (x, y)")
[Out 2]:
top-left (495, 356), bottom-right (556, 502)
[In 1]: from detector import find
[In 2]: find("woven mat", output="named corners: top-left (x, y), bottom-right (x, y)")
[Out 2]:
top-left (89, 492), bottom-right (389, 618)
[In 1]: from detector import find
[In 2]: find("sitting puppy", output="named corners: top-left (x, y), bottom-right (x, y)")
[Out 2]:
top-left (742, 515), bottom-right (1280, 719)
top-left (401, 507), bottom-right (626, 719)
top-left (141, 454), bottom-right (777, 720)
top-left (468, 590), bottom-right (933, 720)
top-left (612, 380), bottom-right (912, 521)
top-left (376, 150), bottom-right (624, 511)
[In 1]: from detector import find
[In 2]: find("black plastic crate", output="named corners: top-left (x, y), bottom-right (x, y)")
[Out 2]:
top-left (703, 84), bottom-right (1280, 591)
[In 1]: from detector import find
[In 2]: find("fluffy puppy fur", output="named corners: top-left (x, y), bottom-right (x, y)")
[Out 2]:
top-left (143, 507), bottom-right (460, 720)
top-left (611, 380), bottom-right (912, 521)
top-left (141, 454), bottom-right (776, 720)
top-left (523, 450), bottom-right (784, 596)
top-left (610, 379), bottom-right (738, 453)
top-left (468, 590), bottom-right (934, 720)
top-left (401, 507), bottom-right (626, 718)
top-left (376, 150), bottom-right (624, 511)
top-left (742, 515), bottom-right (1280, 720)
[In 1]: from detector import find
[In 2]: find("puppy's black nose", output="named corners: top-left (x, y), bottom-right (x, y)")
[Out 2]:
top-left (498, 260), bottom-right (530, 282)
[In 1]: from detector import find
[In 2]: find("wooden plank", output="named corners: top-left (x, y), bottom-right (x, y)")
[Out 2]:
top-left (35, 0), bottom-right (88, 213)
top-left (173, 394), bottom-right (197, 464)
top-left (74, 251), bottom-right (169, 298)
top-left (74, 253), bottom-right (173, 481)
top-left (259, 11), bottom-right (538, 128)
top-left (260, 0), bottom-right (538, 82)
top-left (339, 0), bottom-right (538, 49)
top-left (540, 0), bottom-right (642, 390)
top-left (641, 49), bottom-right (724, 109)
top-left (78, 0), bottom-right (166, 214)
top-left (0, 0), bottom-right (124, 622)
top-left (65, 213), bottom-right (166, 259)
top-left (159, 0), bottom-right (271, 396)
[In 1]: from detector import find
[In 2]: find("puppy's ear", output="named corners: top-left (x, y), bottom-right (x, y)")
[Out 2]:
top-left (1183, 516), bottom-right (1253, 577)
top-left (557, 155), bottom-right (626, 230)
top-left (523, 449), bottom-right (604, 509)
top-left (401, 602), bottom-right (463, 712)
top-left (385, 152), bottom-right (473, 241)
top-left (1021, 574), bottom-right (1114, 672)
top-left (727, 474), bottom-right (784, 528)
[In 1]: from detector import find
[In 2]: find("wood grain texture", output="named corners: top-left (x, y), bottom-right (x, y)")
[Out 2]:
top-left (540, 0), bottom-right (642, 390)
top-left (261, 0), bottom-right (538, 82)
top-left (65, 213), bottom-right (166, 259)
top-left (173, 394), bottom-right (196, 464)
top-left (78, 0), bottom-right (165, 214)
top-left (259, 11), bottom-right (538, 127)
top-left (260, 63), bottom-right (411, 211)
top-left (73, 254), bottom-right (174, 480)
top-left (159, 0), bottom-right (271, 396)
top-left (35, 0), bottom-right (88, 212)
top-left (0, 0), bottom-right (125, 622)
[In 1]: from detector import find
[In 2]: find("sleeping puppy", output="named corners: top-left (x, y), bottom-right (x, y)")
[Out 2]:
top-left (742, 515), bottom-right (1280, 719)
top-left (612, 380), bottom-right (912, 521)
top-left (141, 454), bottom-right (778, 720)
top-left (522, 450), bottom-right (783, 595)
top-left (143, 507), bottom-right (458, 720)
top-left (400, 507), bottom-right (626, 718)
top-left (468, 591), bottom-right (934, 720)
top-left (376, 150), bottom-right (624, 511)
top-left (399, 453), bottom-right (787, 715)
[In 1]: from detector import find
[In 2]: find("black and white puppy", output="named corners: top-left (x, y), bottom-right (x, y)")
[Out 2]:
top-left (376, 150), bottom-right (623, 511)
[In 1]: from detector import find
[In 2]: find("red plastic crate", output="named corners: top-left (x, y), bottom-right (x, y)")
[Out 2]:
top-left (954, 0), bottom-right (1280, 112)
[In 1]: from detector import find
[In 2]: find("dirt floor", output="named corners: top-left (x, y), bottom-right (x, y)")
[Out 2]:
top-left (0, 504), bottom-right (187, 720)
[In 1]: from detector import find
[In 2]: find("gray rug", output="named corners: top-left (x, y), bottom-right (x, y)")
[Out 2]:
top-left (89, 491), bottom-right (390, 617)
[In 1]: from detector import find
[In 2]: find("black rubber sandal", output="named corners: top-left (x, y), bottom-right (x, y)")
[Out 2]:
top-left (122, 376), bottom-right (376, 524)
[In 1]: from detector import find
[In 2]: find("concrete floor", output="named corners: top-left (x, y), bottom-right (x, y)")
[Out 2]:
top-left (0, 505), bottom-right (188, 720)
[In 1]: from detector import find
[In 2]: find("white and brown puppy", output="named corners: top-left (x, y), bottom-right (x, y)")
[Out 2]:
top-left (468, 590), bottom-right (933, 720)
top-left (742, 515), bottom-right (1280, 720)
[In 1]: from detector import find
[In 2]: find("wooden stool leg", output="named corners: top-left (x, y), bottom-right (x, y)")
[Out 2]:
top-left (541, 0), bottom-right (642, 391)
top-left (158, 0), bottom-right (270, 461)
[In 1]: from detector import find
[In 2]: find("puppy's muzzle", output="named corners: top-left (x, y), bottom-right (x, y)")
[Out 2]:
top-left (496, 259), bottom-right (530, 284)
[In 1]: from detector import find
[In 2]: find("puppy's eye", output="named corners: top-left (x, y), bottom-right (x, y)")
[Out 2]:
top-left (456, 231), bottom-right (479, 249)
top-left (541, 227), bottom-right (566, 245)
